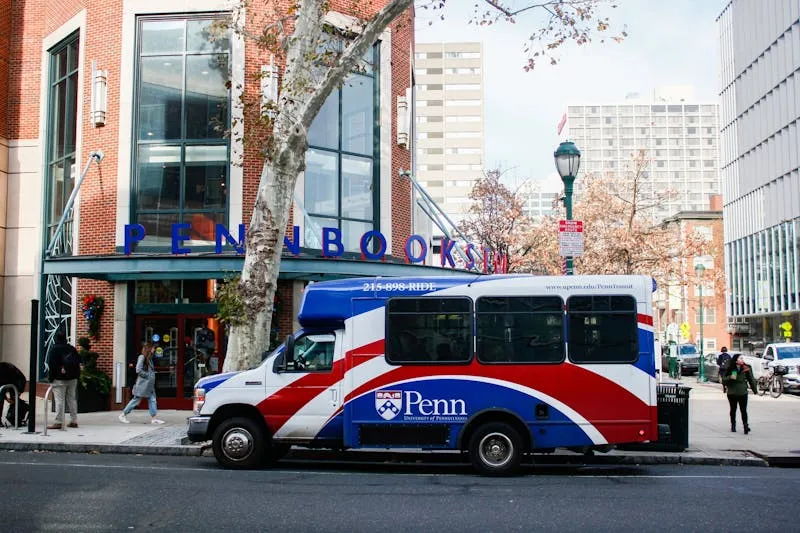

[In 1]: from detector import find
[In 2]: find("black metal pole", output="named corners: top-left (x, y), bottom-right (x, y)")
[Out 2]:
top-left (27, 299), bottom-right (39, 433)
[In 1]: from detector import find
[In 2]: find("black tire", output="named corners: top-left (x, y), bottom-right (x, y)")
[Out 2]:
top-left (264, 443), bottom-right (291, 464)
top-left (212, 417), bottom-right (267, 469)
top-left (468, 422), bottom-right (524, 477)
top-left (770, 377), bottom-right (783, 399)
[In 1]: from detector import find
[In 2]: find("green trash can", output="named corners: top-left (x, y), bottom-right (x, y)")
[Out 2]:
top-left (655, 384), bottom-right (691, 451)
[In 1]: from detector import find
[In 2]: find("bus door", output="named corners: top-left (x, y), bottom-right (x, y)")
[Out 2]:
top-left (343, 298), bottom-right (386, 447)
top-left (270, 330), bottom-right (341, 442)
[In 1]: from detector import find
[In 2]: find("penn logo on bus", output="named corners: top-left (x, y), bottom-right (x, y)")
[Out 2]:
top-left (375, 390), bottom-right (403, 420)
top-left (375, 390), bottom-right (468, 421)
top-left (122, 223), bottom-right (508, 273)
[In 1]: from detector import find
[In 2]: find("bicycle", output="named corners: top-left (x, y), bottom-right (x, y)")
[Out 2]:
top-left (757, 365), bottom-right (788, 398)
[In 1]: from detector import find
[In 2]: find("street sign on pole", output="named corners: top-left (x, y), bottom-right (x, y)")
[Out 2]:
top-left (558, 220), bottom-right (584, 257)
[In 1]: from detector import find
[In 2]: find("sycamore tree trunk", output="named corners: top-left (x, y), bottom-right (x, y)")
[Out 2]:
top-left (223, 0), bottom-right (413, 371)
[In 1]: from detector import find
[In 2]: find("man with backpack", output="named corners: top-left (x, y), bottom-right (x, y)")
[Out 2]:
top-left (717, 347), bottom-right (732, 393)
top-left (45, 331), bottom-right (82, 429)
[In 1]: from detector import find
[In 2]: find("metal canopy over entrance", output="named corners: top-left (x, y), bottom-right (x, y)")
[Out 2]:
top-left (42, 254), bottom-right (475, 282)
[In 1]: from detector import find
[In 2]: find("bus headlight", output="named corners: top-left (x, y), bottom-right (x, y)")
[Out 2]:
top-left (193, 388), bottom-right (206, 415)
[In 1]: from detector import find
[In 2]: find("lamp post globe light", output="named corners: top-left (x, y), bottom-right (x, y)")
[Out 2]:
top-left (554, 141), bottom-right (581, 275)
top-left (695, 263), bottom-right (707, 383)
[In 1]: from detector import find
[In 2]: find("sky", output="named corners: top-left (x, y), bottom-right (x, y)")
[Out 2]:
top-left (414, 0), bottom-right (727, 191)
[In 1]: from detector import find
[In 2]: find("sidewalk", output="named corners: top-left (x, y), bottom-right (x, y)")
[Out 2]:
top-left (1, 381), bottom-right (798, 467)
top-left (0, 396), bottom-right (199, 455)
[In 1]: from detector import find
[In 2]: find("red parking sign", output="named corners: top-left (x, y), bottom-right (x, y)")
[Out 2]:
top-left (558, 220), bottom-right (584, 257)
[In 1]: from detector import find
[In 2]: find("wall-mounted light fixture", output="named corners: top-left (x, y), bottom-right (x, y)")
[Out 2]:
top-left (396, 87), bottom-right (411, 149)
top-left (91, 61), bottom-right (108, 127)
top-left (261, 55), bottom-right (279, 119)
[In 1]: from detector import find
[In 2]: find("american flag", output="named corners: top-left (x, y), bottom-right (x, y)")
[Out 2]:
top-left (557, 113), bottom-right (567, 135)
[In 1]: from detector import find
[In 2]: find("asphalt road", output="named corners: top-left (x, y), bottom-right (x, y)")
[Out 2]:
top-left (1, 451), bottom-right (798, 533)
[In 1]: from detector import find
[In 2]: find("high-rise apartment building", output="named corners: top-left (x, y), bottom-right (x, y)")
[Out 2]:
top-left (718, 0), bottom-right (799, 347)
top-left (517, 179), bottom-right (561, 219)
top-left (414, 42), bottom-right (484, 226)
top-left (565, 87), bottom-right (721, 222)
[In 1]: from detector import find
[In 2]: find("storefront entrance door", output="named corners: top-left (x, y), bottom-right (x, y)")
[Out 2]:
top-left (134, 315), bottom-right (222, 410)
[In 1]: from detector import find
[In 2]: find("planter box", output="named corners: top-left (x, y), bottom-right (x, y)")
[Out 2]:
top-left (78, 387), bottom-right (109, 413)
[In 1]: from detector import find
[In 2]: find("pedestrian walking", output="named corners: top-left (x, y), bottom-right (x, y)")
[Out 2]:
top-left (118, 342), bottom-right (164, 424)
top-left (45, 331), bottom-right (81, 430)
top-left (722, 353), bottom-right (758, 434)
top-left (716, 346), bottom-right (732, 392)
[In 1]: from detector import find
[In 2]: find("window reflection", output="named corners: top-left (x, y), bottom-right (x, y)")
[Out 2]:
top-left (185, 55), bottom-right (229, 139)
top-left (305, 149), bottom-right (338, 217)
top-left (341, 155), bottom-right (372, 220)
top-left (134, 16), bottom-right (230, 250)
top-left (139, 56), bottom-right (183, 140)
top-left (304, 43), bottom-right (378, 251)
top-left (141, 20), bottom-right (185, 54)
top-left (342, 74), bottom-right (373, 155)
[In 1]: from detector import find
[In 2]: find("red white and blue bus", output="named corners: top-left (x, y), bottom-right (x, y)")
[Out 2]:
top-left (188, 274), bottom-right (660, 475)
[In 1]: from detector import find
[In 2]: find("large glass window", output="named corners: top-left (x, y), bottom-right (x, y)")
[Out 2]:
top-left (134, 17), bottom-right (230, 248)
top-left (567, 295), bottom-right (638, 363)
top-left (305, 44), bottom-right (379, 252)
top-left (46, 34), bottom-right (80, 245)
top-left (385, 298), bottom-right (472, 364)
top-left (43, 33), bottom-right (80, 366)
top-left (476, 296), bottom-right (564, 364)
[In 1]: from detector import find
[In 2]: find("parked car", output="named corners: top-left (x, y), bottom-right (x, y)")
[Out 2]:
top-left (742, 343), bottom-right (800, 394)
top-left (702, 351), bottom-right (743, 383)
top-left (661, 343), bottom-right (701, 375)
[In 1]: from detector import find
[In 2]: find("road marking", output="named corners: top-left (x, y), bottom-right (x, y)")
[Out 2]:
top-left (0, 461), bottom-right (782, 479)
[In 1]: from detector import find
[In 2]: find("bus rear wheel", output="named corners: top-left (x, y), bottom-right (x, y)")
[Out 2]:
top-left (468, 422), bottom-right (523, 476)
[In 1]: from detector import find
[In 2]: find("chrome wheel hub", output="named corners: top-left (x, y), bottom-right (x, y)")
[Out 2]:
top-left (222, 427), bottom-right (254, 461)
top-left (479, 432), bottom-right (513, 467)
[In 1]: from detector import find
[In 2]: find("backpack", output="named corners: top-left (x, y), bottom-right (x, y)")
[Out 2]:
top-left (3, 398), bottom-right (30, 428)
top-left (62, 348), bottom-right (81, 380)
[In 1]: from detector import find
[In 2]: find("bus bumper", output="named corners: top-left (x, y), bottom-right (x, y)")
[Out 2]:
top-left (187, 415), bottom-right (211, 442)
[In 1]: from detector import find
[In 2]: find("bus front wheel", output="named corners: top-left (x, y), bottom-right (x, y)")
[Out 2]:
top-left (212, 417), bottom-right (267, 469)
top-left (468, 422), bottom-right (523, 476)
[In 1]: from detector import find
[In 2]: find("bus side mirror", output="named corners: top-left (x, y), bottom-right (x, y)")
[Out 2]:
top-left (278, 335), bottom-right (294, 372)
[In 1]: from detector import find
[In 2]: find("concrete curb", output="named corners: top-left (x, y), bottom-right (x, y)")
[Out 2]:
top-left (0, 442), bottom-right (206, 456)
top-left (748, 452), bottom-right (800, 468)
top-left (280, 448), bottom-right (769, 468)
top-left (0, 443), bottom-right (771, 467)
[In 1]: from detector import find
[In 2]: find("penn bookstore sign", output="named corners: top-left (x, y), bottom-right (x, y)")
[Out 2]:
top-left (558, 220), bottom-right (584, 257)
top-left (122, 223), bottom-right (508, 273)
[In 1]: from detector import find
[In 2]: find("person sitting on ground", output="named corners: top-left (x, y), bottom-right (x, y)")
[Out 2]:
top-left (1, 362), bottom-right (28, 425)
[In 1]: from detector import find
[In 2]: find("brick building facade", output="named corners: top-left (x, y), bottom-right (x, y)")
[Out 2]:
top-left (0, 0), bottom-right (448, 410)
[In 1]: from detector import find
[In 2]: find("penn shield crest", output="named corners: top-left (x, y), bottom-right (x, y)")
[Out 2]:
top-left (375, 390), bottom-right (402, 420)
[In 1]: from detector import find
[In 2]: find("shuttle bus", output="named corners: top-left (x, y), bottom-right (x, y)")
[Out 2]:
top-left (188, 274), bottom-right (660, 475)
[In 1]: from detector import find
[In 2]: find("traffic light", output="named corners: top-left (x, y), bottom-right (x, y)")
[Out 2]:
top-left (780, 321), bottom-right (792, 339)
top-left (679, 322), bottom-right (691, 339)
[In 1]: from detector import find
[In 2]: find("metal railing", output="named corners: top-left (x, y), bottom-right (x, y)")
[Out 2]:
top-left (0, 384), bottom-right (20, 428)
top-left (42, 386), bottom-right (56, 436)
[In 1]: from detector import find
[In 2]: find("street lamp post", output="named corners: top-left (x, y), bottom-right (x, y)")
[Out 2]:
top-left (695, 263), bottom-right (707, 383)
top-left (554, 141), bottom-right (581, 275)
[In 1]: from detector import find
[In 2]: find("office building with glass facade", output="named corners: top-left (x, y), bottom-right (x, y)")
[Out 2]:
top-left (718, 0), bottom-right (799, 348)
